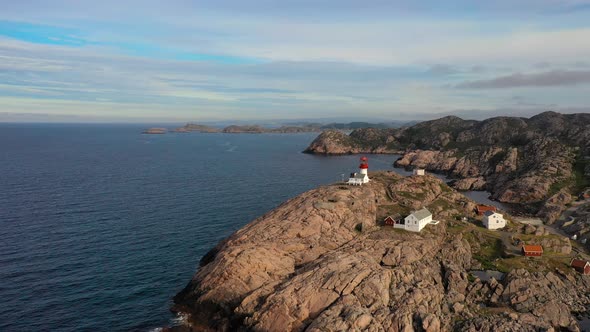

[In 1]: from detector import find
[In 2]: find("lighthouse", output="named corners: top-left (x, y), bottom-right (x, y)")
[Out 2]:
top-left (347, 156), bottom-right (370, 185)
top-left (359, 156), bottom-right (369, 177)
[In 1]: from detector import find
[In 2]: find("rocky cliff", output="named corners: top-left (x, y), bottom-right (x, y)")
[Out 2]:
top-left (305, 112), bottom-right (590, 221)
top-left (169, 172), bottom-right (590, 332)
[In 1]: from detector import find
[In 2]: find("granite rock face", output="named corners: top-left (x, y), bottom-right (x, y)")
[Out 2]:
top-left (305, 112), bottom-right (590, 218)
top-left (170, 172), bottom-right (590, 331)
top-left (303, 129), bottom-right (402, 155)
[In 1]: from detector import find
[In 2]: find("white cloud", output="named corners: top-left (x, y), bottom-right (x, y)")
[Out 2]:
top-left (1, 1), bottom-right (590, 120)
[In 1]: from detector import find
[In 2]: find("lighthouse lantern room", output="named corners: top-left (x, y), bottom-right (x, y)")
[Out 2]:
top-left (347, 156), bottom-right (370, 185)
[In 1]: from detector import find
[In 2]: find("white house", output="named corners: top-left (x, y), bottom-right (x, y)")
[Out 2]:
top-left (348, 173), bottom-right (368, 185)
top-left (348, 156), bottom-right (370, 185)
top-left (397, 208), bottom-right (433, 232)
top-left (413, 168), bottom-right (425, 176)
top-left (482, 211), bottom-right (506, 230)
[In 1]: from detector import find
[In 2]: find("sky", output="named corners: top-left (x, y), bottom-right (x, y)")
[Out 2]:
top-left (1, 0), bottom-right (590, 122)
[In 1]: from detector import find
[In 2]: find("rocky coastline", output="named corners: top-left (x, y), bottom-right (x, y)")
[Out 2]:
top-left (143, 121), bottom-right (410, 135)
top-left (304, 112), bottom-right (590, 224)
top-left (168, 172), bottom-right (590, 332)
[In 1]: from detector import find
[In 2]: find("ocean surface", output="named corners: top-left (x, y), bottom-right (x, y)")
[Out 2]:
top-left (0, 124), bottom-right (505, 331)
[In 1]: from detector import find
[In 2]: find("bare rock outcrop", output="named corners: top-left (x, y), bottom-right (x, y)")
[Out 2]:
top-left (169, 172), bottom-right (590, 331)
top-left (304, 112), bottom-right (590, 216)
top-left (538, 189), bottom-right (573, 224)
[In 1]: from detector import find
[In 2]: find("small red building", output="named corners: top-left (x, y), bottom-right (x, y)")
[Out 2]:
top-left (522, 245), bottom-right (543, 257)
top-left (384, 214), bottom-right (402, 226)
top-left (476, 205), bottom-right (497, 216)
top-left (571, 259), bottom-right (590, 275)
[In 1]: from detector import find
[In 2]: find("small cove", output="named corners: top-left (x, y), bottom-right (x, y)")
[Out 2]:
top-left (389, 163), bottom-right (511, 212)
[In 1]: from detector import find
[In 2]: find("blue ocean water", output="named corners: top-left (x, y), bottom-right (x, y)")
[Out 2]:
top-left (0, 124), bottom-right (404, 331)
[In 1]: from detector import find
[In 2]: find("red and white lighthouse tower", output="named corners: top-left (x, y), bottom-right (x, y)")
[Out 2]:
top-left (347, 156), bottom-right (370, 185)
top-left (359, 156), bottom-right (369, 178)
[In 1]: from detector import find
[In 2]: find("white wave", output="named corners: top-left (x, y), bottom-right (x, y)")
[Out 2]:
top-left (170, 312), bottom-right (190, 326)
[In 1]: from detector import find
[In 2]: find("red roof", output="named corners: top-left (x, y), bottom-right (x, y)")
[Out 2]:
top-left (522, 245), bottom-right (543, 253)
top-left (477, 205), bottom-right (496, 211)
top-left (360, 156), bottom-right (368, 161)
top-left (571, 259), bottom-right (590, 268)
top-left (359, 164), bottom-right (369, 169)
top-left (476, 205), bottom-right (497, 215)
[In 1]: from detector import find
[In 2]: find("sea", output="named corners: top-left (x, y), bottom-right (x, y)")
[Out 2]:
top-left (0, 124), bottom-right (505, 331)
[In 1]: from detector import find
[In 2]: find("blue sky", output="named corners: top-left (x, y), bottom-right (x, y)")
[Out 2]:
top-left (1, 0), bottom-right (590, 122)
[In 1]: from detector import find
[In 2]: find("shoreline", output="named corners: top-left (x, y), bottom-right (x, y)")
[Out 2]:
top-left (166, 170), bottom-right (590, 331)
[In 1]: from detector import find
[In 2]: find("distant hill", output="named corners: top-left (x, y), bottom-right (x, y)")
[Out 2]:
top-left (173, 123), bottom-right (220, 133)
top-left (305, 111), bottom-right (590, 221)
top-left (320, 121), bottom-right (414, 130)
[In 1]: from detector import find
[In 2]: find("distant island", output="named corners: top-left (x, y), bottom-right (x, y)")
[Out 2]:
top-left (142, 121), bottom-right (412, 135)
top-left (173, 124), bottom-right (220, 133)
top-left (141, 128), bottom-right (167, 134)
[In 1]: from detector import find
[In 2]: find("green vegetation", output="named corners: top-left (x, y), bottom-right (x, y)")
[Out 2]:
top-left (396, 190), bottom-right (426, 201)
top-left (548, 179), bottom-right (570, 196)
top-left (445, 140), bottom-right (481, 152)
top-left (439, 183), bottom-right (452, 193)
top-left (473, 238), bottom-right (504, 270)
top-left (547, 152), bottom-right (589, 196)
top-left (376, 204), bottom-right (410, 222)
top-left (488, 150), bottom-right (507, 166)
top-left (428, 198), bottom-right (453, 212)
top-left (494, 257), bottom-right (529, 273)
top-left (573, 154), bottom-right (590, 193)
top-left (509, 133), bottom-right (530, 147)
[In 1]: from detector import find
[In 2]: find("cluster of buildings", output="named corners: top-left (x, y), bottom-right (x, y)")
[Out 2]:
top-left (345, 157), bottom-right (590, 275)
top-left (384, 208), bottom-right (436, 233)
top-left (346, 157), bottom-right (436, 232)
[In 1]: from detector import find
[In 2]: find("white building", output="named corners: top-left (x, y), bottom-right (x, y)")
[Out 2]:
top-left (482, 211), bottom-right (506, 230)
top-left (413, 168), bottom-right (425, 176)
top-left (348, 173), bottom-right (368, 185)
top-left (396, 208), bottom-right (433, 232)
top-left (348, 156), bottom-right (370, 185)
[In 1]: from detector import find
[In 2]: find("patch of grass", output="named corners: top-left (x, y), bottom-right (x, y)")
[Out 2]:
top-left (439, 183), bottom-right (453, 193)
top-left (495, 257), bottom-right (529, 273)
top-left (447, 222), bottom-right (469, 235)
top-left (396, 190), bottom-right (427, 201)
top-left (473, 238), bottom-right (504, 270)
top-left (573, 155), bottom-right (590, 193)
top-left (428, 198), bottom-right (454, 211)
top-left (548, 152), bottom-right (589, 196)
top-left (376, 204), bottom-right (411, 223)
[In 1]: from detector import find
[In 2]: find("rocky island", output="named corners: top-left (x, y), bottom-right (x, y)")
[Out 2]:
top-left (304, 112), bottom-right (590, 224)
top-left (142, 127), bottom-right (167, 134)
top-left (168, 172), bottom-right (590, 331)
top-left (174, 124), bottom-right (221, 133)
top-left (144, 122), bottom-right (407, 135)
